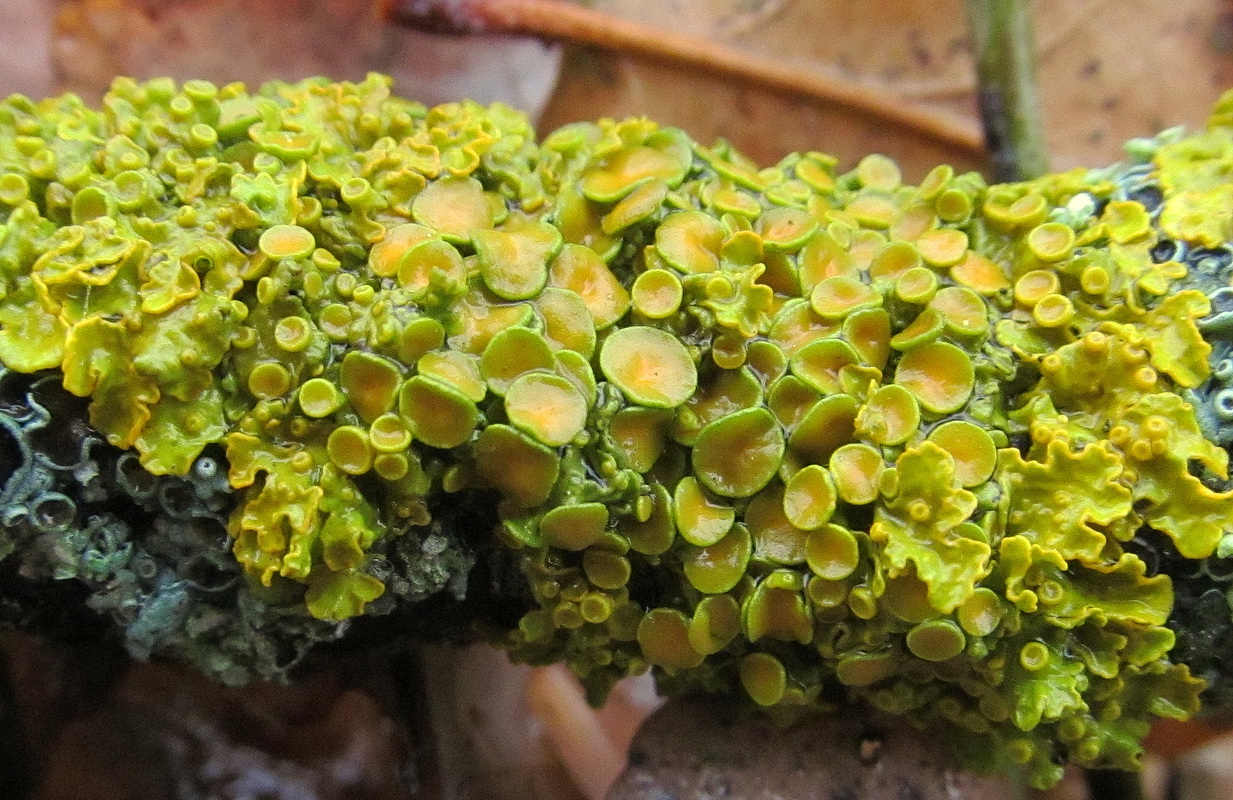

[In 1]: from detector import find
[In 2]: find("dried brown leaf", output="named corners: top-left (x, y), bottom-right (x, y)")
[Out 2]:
top-left (540, 0), bottom-right (1233, 176)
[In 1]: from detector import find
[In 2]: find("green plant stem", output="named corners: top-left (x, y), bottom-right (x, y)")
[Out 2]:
top-left (964, 0), bottom-right (1049, 181)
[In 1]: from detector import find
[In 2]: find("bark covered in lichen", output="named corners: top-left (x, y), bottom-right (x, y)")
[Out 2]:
top-left (4, 75), bottom-right (1233, 787)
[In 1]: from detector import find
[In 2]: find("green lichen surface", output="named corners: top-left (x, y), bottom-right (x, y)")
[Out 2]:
top-left (7, 75), bottom-right (1233, 787)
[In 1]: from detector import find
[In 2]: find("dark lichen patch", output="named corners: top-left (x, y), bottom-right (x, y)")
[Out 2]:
top-left (0, 369), bottom-right (344, 684)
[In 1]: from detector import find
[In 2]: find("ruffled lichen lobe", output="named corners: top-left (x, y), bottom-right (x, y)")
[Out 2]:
top-left (7, 74), bottom-right (1233, 788)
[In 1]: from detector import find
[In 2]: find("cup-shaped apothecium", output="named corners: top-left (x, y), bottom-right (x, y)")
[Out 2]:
top-left (4, 74), bottom-right (1233, 788)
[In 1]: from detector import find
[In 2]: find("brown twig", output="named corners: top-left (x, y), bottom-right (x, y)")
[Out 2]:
top-left (380, 0), bottom-right (985, 157)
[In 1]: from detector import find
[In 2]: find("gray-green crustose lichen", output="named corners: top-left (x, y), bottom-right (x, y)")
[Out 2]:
top-left (7, 73), bottom-right (1233, 787)
top-left (0, 367), bottom-right (343, 684)
top-left (0, 367), bottom-right (484, 684)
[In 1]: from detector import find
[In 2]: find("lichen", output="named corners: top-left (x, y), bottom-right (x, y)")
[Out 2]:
top-left (0, 368), bottom-right (347, 684)
top-left (7, 74), bottom-right (1233, 788)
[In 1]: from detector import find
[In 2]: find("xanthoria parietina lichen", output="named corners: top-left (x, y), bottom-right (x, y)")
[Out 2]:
top-left (7, 73), bottom-right (1233, 787)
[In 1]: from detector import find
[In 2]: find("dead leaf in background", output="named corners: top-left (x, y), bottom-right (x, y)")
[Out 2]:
top-left (50, 0), bottom-right (562, 117)
top-left (1032, 0), bottom-right (1233, 161)
top-left (539, 0), bottom-right (985, 179)
top-left (45, 0), bottom-right (1233, 181)
top-left (539, 0), bottom-right (1233, 178)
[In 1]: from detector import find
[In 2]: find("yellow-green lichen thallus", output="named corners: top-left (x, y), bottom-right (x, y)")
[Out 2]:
top-left (4, 73), bottom-right (1233, 787)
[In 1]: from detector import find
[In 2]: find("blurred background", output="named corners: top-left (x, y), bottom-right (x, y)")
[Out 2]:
top-left (6, 0), bottom-right (1233, 177)
top-left (4, 1), bottom-right (1233, 798)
